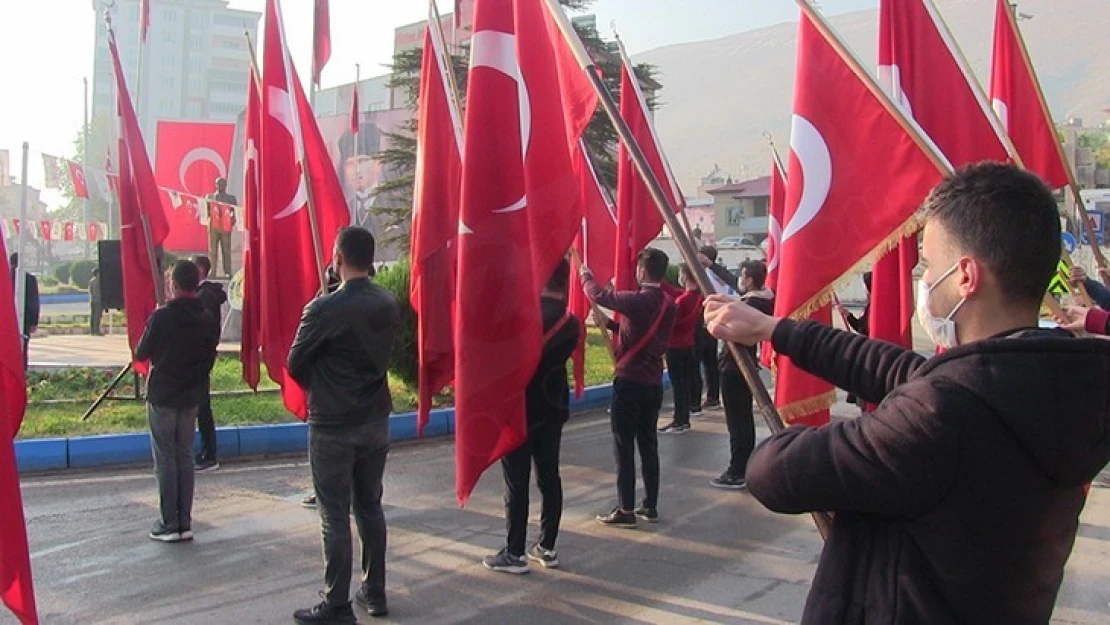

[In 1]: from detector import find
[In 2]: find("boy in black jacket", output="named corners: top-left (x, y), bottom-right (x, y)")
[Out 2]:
top-left (705, 163), bottom-right (1110, 625)
top-left (136, 261), bottom-right (219, 543)
top-left (192, 255), bottom-right (227, 472)
top-left (483, 260), bottom-right (580, 574)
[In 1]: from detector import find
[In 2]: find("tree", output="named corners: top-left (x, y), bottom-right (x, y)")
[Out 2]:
top-left (371, 1), bottom-right (661, 255)
top-left (57, 114), bottom-right (115, 225)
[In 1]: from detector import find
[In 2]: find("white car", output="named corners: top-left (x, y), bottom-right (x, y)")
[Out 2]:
top-left (716, 236), bottom-right (758, 249)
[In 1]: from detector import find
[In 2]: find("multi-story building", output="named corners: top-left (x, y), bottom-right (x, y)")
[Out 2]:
top-left (1061, 118), bottom-right (1110, 190)
top-left (708, 175), bottom-right (771, 244)
top-left (90, 0), bottom-right (261, 149)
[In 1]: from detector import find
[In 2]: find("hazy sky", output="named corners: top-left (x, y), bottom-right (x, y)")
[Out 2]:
top-left (0, 0), bottom-right (877, 205)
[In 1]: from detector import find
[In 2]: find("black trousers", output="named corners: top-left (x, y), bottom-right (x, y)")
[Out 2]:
top-left (91, 303), bottom-right (103, 335)
top-left (665, 348), bottom-right (696, 426)
top-left (196, 394), bottom-right (217, 461)
top-left (694, 329), bottom-right (720, 407)
top-left (310, 421), bottom-right (389, 606)
top-left (501, 420), bottom-right (563, 556)
top-left (721, 370), bottom-right (756, 478)
top-left (610, 378), bottom-right (663, 510)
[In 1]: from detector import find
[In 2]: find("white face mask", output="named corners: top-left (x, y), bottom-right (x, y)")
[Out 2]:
top-left (916, 263), bottom-right (967, 349)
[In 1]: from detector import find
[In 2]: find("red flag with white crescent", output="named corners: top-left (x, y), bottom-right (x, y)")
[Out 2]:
top-left (454, 0), bottom-right (597, 504)
top-left (155, 121), bottom-right (235, 252)
top-left (67, 160), bottom-right (89, 199)
top-left (241, 68), bottom-right (263, 391)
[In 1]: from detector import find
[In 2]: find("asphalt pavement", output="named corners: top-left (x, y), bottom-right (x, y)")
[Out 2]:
top-left (9, 405), bottom-right (1110, 625)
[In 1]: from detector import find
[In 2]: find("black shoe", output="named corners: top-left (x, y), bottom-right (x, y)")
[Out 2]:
top-left (596, 507), bottom-right (637, 528)
top-left (704, 400), bottom-right (721, 409)
top-left (294, 594), bottom-right (356, 624)
top-left (710, 472), bottom-right (748, 490)
top-left (690, 408), bottom-right (704, 417)
top-left (482, 547), bottom-right (529, 574)
top-left (354, 587), bottom-right (389, 618)
top-left (195, 458), bottom-right (219, 473)
top-left (300, 494), bottom-right (317, 509)
top-left (634, 506), bottom-right (659, 523)
top-left (659, 422), bottom-right (690, 434)
top-left (527, 544), bottom-right (559, 569)
top-left (148, 522), bottom-right (182, 543)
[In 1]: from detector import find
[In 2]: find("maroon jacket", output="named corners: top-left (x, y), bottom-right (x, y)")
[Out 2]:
top-left (582, 275), bottom-right (675, 386)
top-left (661, 282), bottom-right (702, 350)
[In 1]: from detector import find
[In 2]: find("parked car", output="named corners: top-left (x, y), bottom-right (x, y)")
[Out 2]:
top-left (716, 236), bottom-right (759, 249)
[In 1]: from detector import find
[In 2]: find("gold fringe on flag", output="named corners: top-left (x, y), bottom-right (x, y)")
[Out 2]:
top-left (778, 389), bottom-right (839, 423)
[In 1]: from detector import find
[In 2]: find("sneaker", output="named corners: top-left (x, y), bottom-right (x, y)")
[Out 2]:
top-left (659, 423), bottom-right (690, 434)
top-left (195, 458), bottom-right (219, 473)
top-left (148, 523), bottom-right (181, 543)
top-left (179, 528), bottom-right (194, 541)
top-left (293, 593), bottom-right (356, 625)
top-left (527, 544), bottom-right (559, 569)
top-left (710, 472), bottom-right (748, 490)
top-left (354, 587), bottom-right (389, 618)
top-left (704, 400), bottom-right (721, 409)
top-left (300, 494), bottom-right (317, 509)
top-left (482, 548), bottom-right (529, 574)
top-left (634, 506), bottom-right (660, 523)
top-left (690, 408), bottom-right (704, 417)
top-left (596, 507), bottom-right (637, 528)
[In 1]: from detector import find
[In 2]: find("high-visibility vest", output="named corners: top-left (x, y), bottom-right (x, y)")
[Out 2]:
top-left (208, 200), bottom-right (234, 232)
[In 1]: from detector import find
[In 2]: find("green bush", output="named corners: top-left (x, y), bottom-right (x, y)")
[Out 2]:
top-left (40, 275), bottom-right (59, 287)
top-left (53, 262), bottom-right (71, 284)
top-left (71, 260), bottom-right (97, 289)
top-left (665, 264), bottom-right (680, 287)
top-left (374, 260), bottom-right (418, 388)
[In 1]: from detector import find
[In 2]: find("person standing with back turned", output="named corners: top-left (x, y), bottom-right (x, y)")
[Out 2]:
top-left (289, 227), bottom-right (399, 624)
top-left (579, 248), bottom-right (676, 528)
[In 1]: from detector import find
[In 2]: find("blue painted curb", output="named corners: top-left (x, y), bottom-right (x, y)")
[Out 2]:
top-left (15, 377), bottom-right (670, 474)
top-left (42, 293), bottom-right (90, 305)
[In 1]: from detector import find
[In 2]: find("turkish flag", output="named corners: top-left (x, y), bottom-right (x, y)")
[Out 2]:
top-left (63, 222), bottom-right (76, 242)
top-left (155, 121), bottom-right (235, 252)
top-left (411, 24), bottom-right (463, 433)
top-left (260, 0), bottom-right (351, 419)
top-left (454, 0), bottom-right (597, 504)
top-left (241, 69), bottom-right (263, 391)
top-left (990, 0), bottom-right (1069, 189)
top-left (761, 154), bottom-right (786, 369)
top-left (67, 160), bottom-right (88, 199)
top-left (350, 85), bottom-right (360, 136)
top-left (313, 0), bottom-right (331, 86)
top-left (37, 222), bottom-right (51, 242)
top-left (0, 248), bottom-right (35, 625)
top-left (772, 9), bottom-right (944, 422)
top-left (872, 0), bottom-right (1013, 351)
top-left (613, 45), bottom-right (684, 291)
top-left (569, 142), bottom-right (615, 396)
top-left (109, 30), bottom-right (171, 376)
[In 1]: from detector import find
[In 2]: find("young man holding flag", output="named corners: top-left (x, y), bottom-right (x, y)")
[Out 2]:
top-left (579, 248), bottom-right (675, 527)
top-left (705, 163), bottom-right (1110, 624)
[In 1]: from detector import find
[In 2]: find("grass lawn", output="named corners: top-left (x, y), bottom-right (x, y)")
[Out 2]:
top-left (18, 328), bottom-right (616, 440)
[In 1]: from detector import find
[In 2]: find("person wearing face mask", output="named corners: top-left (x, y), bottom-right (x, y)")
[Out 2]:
top-left (288, 227), bottom-right (399, 622)
top-left (702, 163), bottom-right (1110, 625)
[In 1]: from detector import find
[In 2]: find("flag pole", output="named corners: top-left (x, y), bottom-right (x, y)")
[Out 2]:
top-left (429, 0), bottom-right (465, 119)
top-left (999, 0), bottom-right (1107, 269)
top-left (15, 142), bottom-right (29, 340)
top-left (567, 246), bottom-right (616, 362)
top-left (310, 3), bottom-right (318, 109)
top-left (83, 76), bottom-right (91, 260)
top-left (540, 0), bottom-right (834, 534)
top-left (245, 31), bottom-right (327, 293)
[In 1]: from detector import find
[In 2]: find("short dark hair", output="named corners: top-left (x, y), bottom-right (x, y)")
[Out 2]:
top-left (172, 260), bottom-right (201, 293)
top-left (699, 245), bottom-right (718, 262)
top-left (740, 259), bottom-right (767, 290)
top-left (679, 263), bottom-right (696, 284)
top-left (862, 271), bottom-right (873, 292)
top-left (336, 226), bottom-right (375, 271)
top-left (192, 255), bottom-right (212, 276)
top-left (8, 253), bottom-right (17, 269)
top-left (546, 258), bottom-right (570, 294)
top-left (638, 248), bottom-right (669, 282)
top-left (921, 163), bottom-right (1060, 306)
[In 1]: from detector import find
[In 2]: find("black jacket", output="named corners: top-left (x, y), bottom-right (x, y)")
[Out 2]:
top-left (718, 288), bottom-right (774, 375)
top-left (287, 278), bottom-right (399, 427)
top-left (526, 297), bottom-right (580, 430)
top-left (748, 320), bottom-right (1110, 625)
top-left (10, 270), bottom-right (39, 334)
top-left (135, 297), bottom-right (219, 409)
top-left (196, 281), bottom-right (227, 326)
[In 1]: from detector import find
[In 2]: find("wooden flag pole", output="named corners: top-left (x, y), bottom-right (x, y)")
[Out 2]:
top-left (429, 0), bottom-right (465, 121)
top-left (541, 0), bottom-right (830, 539)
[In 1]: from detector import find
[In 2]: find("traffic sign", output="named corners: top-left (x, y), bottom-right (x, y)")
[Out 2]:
top-left (1062, 232), bottom-right (1077, 255)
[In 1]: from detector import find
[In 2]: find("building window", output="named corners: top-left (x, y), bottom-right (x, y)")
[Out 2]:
top-left (752, 197), bottom-right (769, 218)
top-left (727, 207), bottom-right (741, 227)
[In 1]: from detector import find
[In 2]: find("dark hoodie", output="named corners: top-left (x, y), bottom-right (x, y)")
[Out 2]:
top-left (135, 297), bottom-right (220, 409)
top-left (748, 320), bottom-right (1110, 625)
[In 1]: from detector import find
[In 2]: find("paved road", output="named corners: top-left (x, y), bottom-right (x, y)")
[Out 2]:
top-left (9, 407), bottom-right (1110, 624)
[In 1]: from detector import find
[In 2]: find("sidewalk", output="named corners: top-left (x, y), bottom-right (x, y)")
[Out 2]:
top-left (28, 334), bottom-right (239, 369)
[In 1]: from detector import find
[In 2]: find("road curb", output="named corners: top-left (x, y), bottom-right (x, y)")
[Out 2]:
top-left (14, 380), bottom-right (652, 474)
